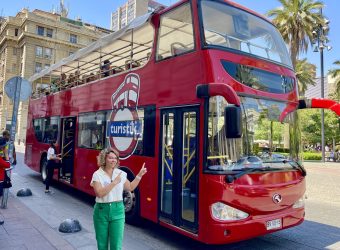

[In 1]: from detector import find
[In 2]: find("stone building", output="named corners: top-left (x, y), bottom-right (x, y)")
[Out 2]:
top-left (0, 8), bottom-right (110, 143)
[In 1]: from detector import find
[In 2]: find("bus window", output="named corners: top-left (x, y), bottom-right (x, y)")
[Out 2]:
top-left (78, 112), bottom-right (106, 150)
top-left (207, 96), bottom-right (241, 170)
top-left (43, 117), bottom-right (60, 143)
top-left (33, 119), bottom-right (43, 142)
top-left (33, 117), bottom-right (59, 143)
top-left (200, 0), bottom-right (292, 68)
top-left (156, 3), bottom-right (195, 60)
top-left (133, 106), bottom-right (156, 157)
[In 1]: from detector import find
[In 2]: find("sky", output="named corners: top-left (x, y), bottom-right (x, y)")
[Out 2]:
top-left (0, 0), bottom-right (338, 75)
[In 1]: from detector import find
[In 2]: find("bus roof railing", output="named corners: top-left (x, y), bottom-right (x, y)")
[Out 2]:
top-left (28, 12), bottom-right (153, 83)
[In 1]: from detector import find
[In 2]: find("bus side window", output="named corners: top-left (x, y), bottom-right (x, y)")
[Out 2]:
top-left (133, 106), bottom-right (156, 157)
top-left (156, 3), bottom-right (195, 60)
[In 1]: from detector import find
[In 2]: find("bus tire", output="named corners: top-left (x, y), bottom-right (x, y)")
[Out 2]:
top-left (40, 156), bottom-right (48, 183)
top-left (120, 167), bottom-right (140, 225)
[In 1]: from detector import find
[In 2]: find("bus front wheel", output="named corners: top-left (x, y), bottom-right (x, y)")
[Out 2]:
top-left (40, 156), bottom-right (48, 183)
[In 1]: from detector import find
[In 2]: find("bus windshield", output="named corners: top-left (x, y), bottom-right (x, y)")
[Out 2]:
top-left (207, 96), bottom-right (301, 171)
top-left (200, 0), bottom-right (293, 68)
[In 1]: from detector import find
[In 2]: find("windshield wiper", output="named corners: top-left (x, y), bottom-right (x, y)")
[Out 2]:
top-left (262, 160), bottom-right (307, 177)
top-left (225, 166), bottom-right (272, 183)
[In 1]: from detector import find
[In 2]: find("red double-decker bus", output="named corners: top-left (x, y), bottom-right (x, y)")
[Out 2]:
top-left (25, 0), bottom-right (340, 244)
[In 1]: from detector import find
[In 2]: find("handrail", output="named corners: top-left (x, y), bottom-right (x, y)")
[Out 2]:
top-left (31, 49), bottom-right (150, 99)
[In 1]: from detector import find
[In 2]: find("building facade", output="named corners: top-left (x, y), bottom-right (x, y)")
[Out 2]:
top-left (111, 0), bottom-right (165, 31)
top-left (0, 8), bottom-right (110, 143)
top-left (305, 74), bottom-right (337, 99)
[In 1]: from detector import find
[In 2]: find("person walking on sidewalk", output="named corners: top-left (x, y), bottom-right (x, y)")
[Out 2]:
top-left (2, 130), bottom-right (16, 165)
top-left (0, 137), bottom-right (10, 225)
top-left (45, 140), bottom-right (61, 194)
top-left (90, 148), bottom-right (147, 250)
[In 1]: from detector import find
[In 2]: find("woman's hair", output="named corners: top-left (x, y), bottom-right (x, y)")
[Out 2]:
top-left (49, 140), bottom-right (56, 150)
top-left (97, 147), bottom-right (119, 169)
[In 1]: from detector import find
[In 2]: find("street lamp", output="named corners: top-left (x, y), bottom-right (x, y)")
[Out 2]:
top-left (312, 8), bottom-right (331, 162)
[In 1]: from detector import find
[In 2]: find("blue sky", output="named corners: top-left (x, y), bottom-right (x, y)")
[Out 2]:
top-left (1, 0), bottom-right (338, 75)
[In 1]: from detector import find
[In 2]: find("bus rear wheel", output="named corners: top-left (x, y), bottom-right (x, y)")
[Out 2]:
top-left (41, 156), bottom-right (48, 183)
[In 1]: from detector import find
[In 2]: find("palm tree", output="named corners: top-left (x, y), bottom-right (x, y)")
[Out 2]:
top-left (267, 0), bottom-right (324, 69)
top-left (295, 58), bottom-right (316, 96)
top-left (328, 60), bottom-right (340, 101)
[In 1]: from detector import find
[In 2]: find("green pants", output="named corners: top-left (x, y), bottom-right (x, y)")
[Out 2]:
top-left (93, 202), bottom-right (125, 250)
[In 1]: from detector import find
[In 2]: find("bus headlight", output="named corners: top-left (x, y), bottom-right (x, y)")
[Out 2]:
top-left (211, 202), bottom-right (249, 221)
top-left (292, 196), bottom-right (305, 209)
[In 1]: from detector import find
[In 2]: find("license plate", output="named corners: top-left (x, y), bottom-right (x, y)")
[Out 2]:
top-left (266, 218), bottom-right (282, 230)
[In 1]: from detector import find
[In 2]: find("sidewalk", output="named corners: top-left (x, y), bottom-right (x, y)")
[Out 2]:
top-left (0, 193), bottom-right (75, 250)
top-left (303, 161), bottom-right (340, 168)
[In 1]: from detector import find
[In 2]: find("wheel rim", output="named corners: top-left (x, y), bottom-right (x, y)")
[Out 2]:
top-left (123, 190), bottom-right (135, 213)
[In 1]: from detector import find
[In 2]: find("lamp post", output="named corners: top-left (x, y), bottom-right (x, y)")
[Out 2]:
top-left (312, 8), bottom-right (331, 162)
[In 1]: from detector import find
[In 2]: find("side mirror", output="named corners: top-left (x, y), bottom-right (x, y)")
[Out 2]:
top-left (224, 105), bottom-right (242, 138)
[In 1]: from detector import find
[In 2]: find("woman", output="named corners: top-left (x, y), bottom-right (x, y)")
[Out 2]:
top-left (90, 148), bottom-right (147, 250)
top-left (45, 140), bottom-right (61, 193)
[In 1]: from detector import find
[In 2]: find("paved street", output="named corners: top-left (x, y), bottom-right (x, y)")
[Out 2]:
top-left (1, 149), bottom-right (340, 249)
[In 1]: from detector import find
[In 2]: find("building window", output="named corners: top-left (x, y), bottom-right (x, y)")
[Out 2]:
top-left (44, 64), bottom-right (50, 69)
top-left (44, 48), bottom-right (52, 59)
top-left (15, 28), bottom-right (19, 36)
top-left (70, 34), bottom-right (77, 44)
top-left (12, 64), bottom-right (17, 73)
top-left (46, 28), bottom-right (53, 38)
top-left (35, 46), bottom-right (43, 57)
top-left (69, 51), bottom-right (74, 56)
top-left (37, 26), bottom-right (45, 36)
top-left (35, 62), bottom-right (42, 73)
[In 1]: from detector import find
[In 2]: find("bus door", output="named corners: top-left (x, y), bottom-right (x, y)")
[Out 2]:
top-left (59, 117), bottom-right (76, 183)
top-left (159, 106), bottom-right (199, 233)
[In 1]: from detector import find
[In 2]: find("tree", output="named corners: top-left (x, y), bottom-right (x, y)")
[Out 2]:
top-left (267, 0), bottom-right (324, 69)
top-left (295, 58), bottom-right (316, 97)
top-left (299, 109), bottom-right (340, 146)
top-left (328, 60), bottom-right (340, 101)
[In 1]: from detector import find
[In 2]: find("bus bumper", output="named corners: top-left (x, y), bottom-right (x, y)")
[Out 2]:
top-left (200, 208), bottom-right (305, 244)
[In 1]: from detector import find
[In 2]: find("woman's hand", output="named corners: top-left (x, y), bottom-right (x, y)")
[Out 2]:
top-left (137, 163), bottom-right (147, 178)
top-left (124, 163), bottom-right (147, 191)
top-left (112, 172), bottom-right (122, 185)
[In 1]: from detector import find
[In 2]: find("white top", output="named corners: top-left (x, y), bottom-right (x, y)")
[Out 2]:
top-left (90, 167), bottom-right (127, 203)
top-left (47, 147), bottom-right (56, 160)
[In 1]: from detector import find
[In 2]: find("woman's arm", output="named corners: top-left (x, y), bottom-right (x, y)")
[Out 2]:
top-left (92, 172), bottom-right (121, 198)
top-left (124, 163), bottom-right (147, 192)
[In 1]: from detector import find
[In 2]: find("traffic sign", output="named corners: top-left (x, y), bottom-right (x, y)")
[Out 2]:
top-left (4, 76), bottom-right (32, 101)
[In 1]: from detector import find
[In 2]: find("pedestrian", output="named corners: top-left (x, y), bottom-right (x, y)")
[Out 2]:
top-left (90, 147), bottom-right (147, 250)
top-left (0, 137), bottom-right (10, 225)
top-left (45, 140), bottom-right (61, 193)
top-left (0, 136), bottom-right (9, 161)
top-left (2, 130), bottom-right (16, 165)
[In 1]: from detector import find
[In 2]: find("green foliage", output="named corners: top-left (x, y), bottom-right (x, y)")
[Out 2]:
top-left (299, 109), bottom-right (340, 145)
top-left (275, 148), bottom-right (290, 153)
top-left (303, 152), bottom-right (322, 160)
top-left (267, 0), bottom-right (325, 68)
top-left (295, 58), bottom-right (316, 97)
top-left (328, 60), bottom-right (340, 100)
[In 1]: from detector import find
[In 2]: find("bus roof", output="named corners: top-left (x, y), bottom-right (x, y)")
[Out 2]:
top-left (28, 12), bottom-right (152, 83)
